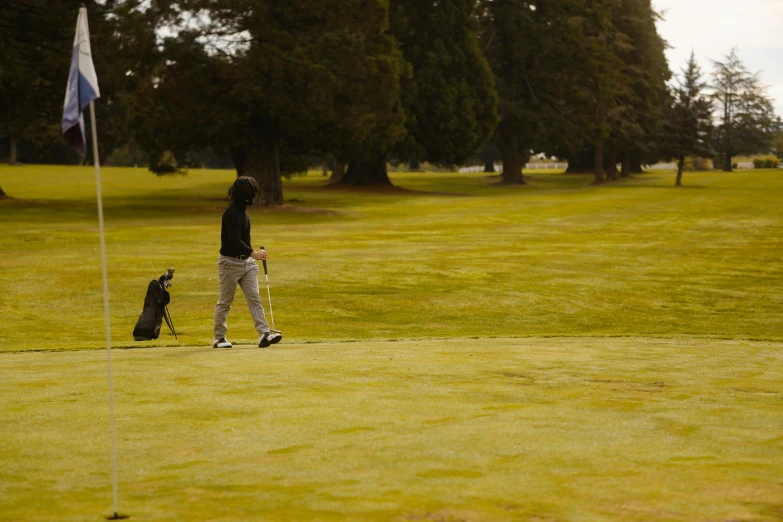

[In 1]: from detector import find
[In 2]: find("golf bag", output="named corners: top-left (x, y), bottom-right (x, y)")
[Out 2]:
top-left (133, 268), bottom-right (177, 341)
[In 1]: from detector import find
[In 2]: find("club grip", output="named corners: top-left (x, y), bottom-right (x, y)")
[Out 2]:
top-left (260, 245), bottom-right (267, 274)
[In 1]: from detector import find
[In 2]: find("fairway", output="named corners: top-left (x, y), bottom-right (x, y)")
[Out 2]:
top-left (1, 166), bottom-right (783, 520)
top-left (3, 338), bottom-right (782, 521)
top-left (1, 166), bottom-right (782, 349)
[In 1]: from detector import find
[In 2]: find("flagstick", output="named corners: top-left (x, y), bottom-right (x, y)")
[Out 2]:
top-left (89, 101), bottom-right (120, 519)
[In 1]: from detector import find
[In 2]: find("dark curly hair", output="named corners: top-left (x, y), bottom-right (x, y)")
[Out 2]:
top-left (228, 176), bottom-right (259, 203)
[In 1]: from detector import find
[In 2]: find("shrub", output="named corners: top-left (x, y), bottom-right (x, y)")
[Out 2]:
top-left (753, 155), bottom-right (780, 169)
top-left (149, 150), bottom-right (180, 175)
top-left (684, 157), bottom-right (712, 171)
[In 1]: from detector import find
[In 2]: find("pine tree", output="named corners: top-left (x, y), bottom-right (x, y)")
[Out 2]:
top-left (608, 0), bottom-right (670, 179)
top-left (712, 48), bottom-right (777, 172)
top-left (394, 0), bottom-right (498, 168)
top-left (480, 0), bottom-right (633, 184)
top-left (658, 52), bottom-right (713, 186)
top-left (341, 0), bottom-right (499, 186)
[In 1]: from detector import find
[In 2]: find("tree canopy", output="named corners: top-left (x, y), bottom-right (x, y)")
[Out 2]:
top-left (657, 52), bottom-right (714, 186)
top-left (711, 48), bottom-right (778, 172)
top-left (340, 0), bottom-right (498, 186)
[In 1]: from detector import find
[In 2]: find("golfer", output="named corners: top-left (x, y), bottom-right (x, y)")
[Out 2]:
top-left (213, 176), bottom-right (282, 349)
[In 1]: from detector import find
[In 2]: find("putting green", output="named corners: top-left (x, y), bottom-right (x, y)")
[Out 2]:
top-left (2, 337), bottom-right (782, 521)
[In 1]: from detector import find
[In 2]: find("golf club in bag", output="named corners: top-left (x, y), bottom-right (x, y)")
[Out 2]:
top-left (260, 246), bottom-right (281, 334)
top-left (133, 268), bottom-right (177, 341)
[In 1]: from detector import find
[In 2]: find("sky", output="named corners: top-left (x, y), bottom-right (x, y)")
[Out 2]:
top-left (653, 0), bottom-right (783, 117)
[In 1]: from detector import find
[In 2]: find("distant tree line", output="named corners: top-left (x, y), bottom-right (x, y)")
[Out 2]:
top-left (1, 0), bottom-right (780, 201)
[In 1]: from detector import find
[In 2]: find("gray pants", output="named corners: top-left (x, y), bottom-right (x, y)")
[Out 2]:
top-left (213, 255), bottom-right (270, 339)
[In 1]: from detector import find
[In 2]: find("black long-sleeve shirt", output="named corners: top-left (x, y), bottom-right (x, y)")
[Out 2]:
top-left (220, 201), bottom-right (254, 257)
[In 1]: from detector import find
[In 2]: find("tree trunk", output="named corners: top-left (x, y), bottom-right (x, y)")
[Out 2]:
top-left (484, 160), bottom-right (495, 173)
top-left (724, 151), bottom-right (733, 172)
top-left (0, 184), bottom-right (5, 197)
top-left (498, 123), bottom-right (526, 184)
top-left (605, 146), bottom-right (618, 181)
top-left (593, 140), bottom-right (605, 184)
top-left (245, 138), bottom-right (283, 206)
top-left (341, 153), bottom-right (392, 185)
top-left (408, 157), bottom-right (421, 171)
top-left (619, 155), bottom-right (631, 178)
top-left (676, 155), bottom-right (685, 186)
top-left (629, 149), bottom-right (644, 173)
top-left (230, 147), bottom-right (247, 177)
top-left (329, 159), bottom-right (345, 183)
top-left (723, 101), bottom-right (732, 172)
top-left (566, 147), bottom-right (595, 174)
top-left (321, 160), bottom-right (329, 177)
top-left (9, 136), bottom-right (17, 165)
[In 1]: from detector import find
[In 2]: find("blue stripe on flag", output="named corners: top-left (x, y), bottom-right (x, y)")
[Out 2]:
top-left (78, 71), bottom-right (98, 111)
top-left (62, 46), bottom-right (81, 134)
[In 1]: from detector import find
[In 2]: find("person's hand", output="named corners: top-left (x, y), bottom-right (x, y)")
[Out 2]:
top-left (251, 249), bottom-right (267, 261)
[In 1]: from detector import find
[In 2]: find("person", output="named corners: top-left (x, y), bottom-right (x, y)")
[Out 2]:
top-left (213, 176), bottom-right (282, 349)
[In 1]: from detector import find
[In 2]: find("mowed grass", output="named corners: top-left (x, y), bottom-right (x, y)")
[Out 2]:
top-left (0, 165), bottom-right (782, 349)
top-left (2, 338), bottom-right (782, 521)
top-left (1, 166), bottom-right (782, 520)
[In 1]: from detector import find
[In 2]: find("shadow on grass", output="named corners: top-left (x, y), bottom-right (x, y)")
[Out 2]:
top-left (0, 193), bottom-right (353, 224)
top-left (294, 180), bottom-right (474, 198)
top-left (604, 183), bottom-right (709, 190)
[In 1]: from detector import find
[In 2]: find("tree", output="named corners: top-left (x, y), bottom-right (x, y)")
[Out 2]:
top-left (657, 52), bottom-right (713, 186)
top-left (606, 0), bottom-right (670, 179)
top-left (773, 128), bottom-right (783, 161)
top-left (560, 0), bottom-right (635, 184)
top-left (480, 0), bottom-right (636, 184)
top-left (712, 48), bottom-right (777, 172)
top-left (477, 140), bottom-right (500, 172)
top-left (0, 1), bottom-right (134, 180)
top-left (128, 0), bottom-right (405, 204)
top-left (340, 0), bottom-right (499, 186)
top-left (479, 0), bottom-right (546, 185)
top-left (560, 0), bottom-right (668, 182)
top-left (0, 0), bottom-right (80, 195)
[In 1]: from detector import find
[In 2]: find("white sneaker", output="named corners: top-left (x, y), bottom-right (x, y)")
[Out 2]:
top-left (213, 338), bottom-right (233, 348)
top-left (258, 332), bottom-right (282, 348)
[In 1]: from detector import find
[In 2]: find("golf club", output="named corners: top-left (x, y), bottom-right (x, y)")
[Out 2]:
top-left (160, 268), bottom-right (177, 339)
top-left (260, 246), bottom-right (282, 334)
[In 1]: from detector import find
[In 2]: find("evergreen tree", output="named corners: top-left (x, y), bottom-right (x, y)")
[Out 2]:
top-left (607, 0), bottom-right (670, 179)
top-left (575, 0), bottom-right (634, 184)
top-left (479, 0), bottom-right (567, 184)
top-left (480, 0), bottom-right (634, 184)
top-left (0, 1), bottom-right (141, 176)
top-left (558, 0), bottom-right (668, 180)
top-left (130, 0), bottom-right (405, 204)
top-left (658, 52), bottom-right (713, 186)
top-left (712, 48), bottom-right (777, 172)
top-left (773, 128), bottom-right (783, 162)
top-left (1, 1), bottom-right (73, 195)
top-left (341, 0), bottom-right (498, 186)
top-left (394, 0), bottom-right (498, 169)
